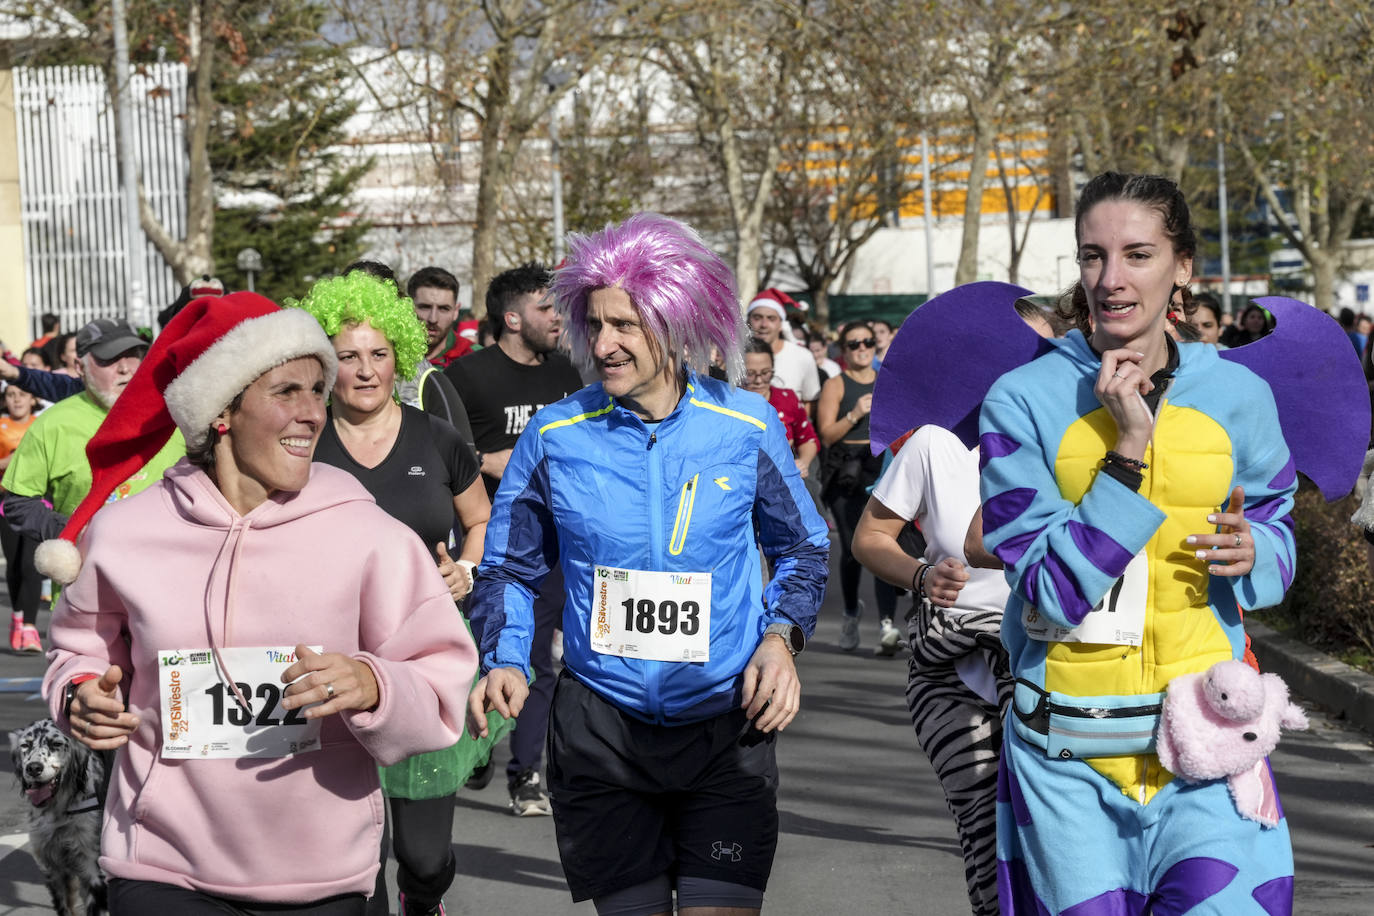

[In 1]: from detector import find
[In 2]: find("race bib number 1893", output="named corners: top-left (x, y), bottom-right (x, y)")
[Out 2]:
top-left (590, 565), bottom-right (711, 662)
top-left (158, 646), bottom-right (324, 759)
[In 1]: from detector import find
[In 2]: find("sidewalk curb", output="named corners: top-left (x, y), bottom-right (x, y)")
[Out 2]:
top-left (1248, 621), bottom-right (1374, 738)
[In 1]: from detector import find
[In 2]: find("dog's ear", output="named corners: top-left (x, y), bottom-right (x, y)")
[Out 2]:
top-left (7, 729), bottom-right (19, 754)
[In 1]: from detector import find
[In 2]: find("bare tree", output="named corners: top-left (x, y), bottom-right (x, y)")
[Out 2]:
top-left (1224, 0), bottom-right (1374, 312)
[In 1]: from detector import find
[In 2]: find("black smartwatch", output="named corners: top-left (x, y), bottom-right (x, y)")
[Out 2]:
top-left (63, 680), bottom-right (84, 720)
top-left (763, 622), bottom-right (805, 657)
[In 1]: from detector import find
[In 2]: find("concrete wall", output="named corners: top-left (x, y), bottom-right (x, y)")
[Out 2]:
top-left (0, 70), bottom-right (29, 351)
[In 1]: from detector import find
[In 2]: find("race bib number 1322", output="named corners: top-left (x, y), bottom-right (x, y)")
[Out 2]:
top-left (158, 646), bottom-right (324, 759)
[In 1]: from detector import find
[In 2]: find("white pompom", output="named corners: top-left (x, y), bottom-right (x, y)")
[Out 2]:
top-left (35, 539), bottom-right (83, 586)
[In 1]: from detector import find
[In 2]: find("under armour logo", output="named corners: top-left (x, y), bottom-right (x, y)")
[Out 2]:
top-left (711, 841), bottom-right (742, 862)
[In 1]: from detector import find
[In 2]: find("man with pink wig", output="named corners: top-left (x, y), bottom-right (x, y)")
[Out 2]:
top-left (466, 213), bottom-right (829, 915)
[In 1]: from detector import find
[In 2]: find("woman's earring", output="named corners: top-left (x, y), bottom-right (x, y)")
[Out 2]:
top-left (216, 424), bottom-right (228, 435)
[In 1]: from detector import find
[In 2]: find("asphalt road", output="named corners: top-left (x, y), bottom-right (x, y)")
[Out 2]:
top-left (0, 579), bottom-right (1371, 914)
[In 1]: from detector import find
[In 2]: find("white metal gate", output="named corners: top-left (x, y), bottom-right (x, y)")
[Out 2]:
top-left (13, 63), bottom-right (186, 338)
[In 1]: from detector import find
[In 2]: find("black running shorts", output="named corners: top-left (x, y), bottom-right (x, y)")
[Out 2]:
top-left (546, 672), bottom-right (780, 901)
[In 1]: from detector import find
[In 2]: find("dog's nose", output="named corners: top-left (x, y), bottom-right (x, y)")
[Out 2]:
top-left (24, 761), bottom-right (43, 779)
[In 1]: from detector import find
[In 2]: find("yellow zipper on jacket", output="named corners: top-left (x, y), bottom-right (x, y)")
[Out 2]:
top-left (668, 474), bottom-right (699, 556)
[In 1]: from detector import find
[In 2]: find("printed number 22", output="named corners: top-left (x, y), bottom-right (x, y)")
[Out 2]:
top-left (204, 682), bottom-right (307, 726)
top-left (621, 598), bottom-right (701, 636)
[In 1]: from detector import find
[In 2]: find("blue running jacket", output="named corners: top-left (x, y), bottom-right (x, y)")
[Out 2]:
top-left (469, 372), bottom-right (830, 725)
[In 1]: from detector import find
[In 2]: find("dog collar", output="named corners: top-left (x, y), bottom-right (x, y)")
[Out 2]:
top-left (65, 794), bottom-right (100, 815)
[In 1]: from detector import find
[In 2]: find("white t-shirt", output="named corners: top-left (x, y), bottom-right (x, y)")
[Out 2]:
top-left (871, 425), bottom-right (1010, 617)
top-left (872, 425), bottom-right (1009, 704)
top-left (770, 341), bottom-right (821, 401)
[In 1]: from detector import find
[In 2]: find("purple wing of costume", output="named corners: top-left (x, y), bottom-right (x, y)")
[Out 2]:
top-left (1218, 296), bottom-right (1369, 500)
top-left (870, 281), bottom-right (1048, 454)
top-left (870, 286), bottom-right (1367, 501)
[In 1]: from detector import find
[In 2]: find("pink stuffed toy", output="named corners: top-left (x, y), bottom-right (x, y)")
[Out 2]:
top-left (1156, 659), bottom-right (1308, 827)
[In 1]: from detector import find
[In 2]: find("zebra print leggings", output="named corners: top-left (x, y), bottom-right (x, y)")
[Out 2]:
top-left (903, 600), bottom-right (1012, 916)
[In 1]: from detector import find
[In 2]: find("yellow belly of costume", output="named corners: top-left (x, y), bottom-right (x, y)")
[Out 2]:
top-left (1048, 403), bottom-right (1236, 803)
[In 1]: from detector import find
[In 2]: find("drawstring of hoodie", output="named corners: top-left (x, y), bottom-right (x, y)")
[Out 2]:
top-left (206, 517), bottom-right (254, 717)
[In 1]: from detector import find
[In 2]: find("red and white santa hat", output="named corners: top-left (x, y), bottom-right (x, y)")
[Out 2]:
top-left (746, 288), bottom-right (806, 321)
top-left (35, 292), bottom-right (337, 585)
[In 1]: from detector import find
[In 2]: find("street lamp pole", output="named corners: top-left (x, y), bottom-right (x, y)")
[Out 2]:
top-left (1216, 95), bottom-right (1233, 316)
top-left (237, 247), bottom-right (263, 293)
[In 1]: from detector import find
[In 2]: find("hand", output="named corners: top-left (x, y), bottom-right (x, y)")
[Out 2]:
top-left (794, 458), bottom-right (809, 479)
top-left (1186, 486), bottom-right (1254, 577)
top-left (854, 393), bottom-right (873, 417)
top-left (1094, 348), bottom-right (1155, 457)
top-left (0, 359), bottom-right (17, 381)
top-left (741, 635), bottom-right (801, 733)
top-left (467, 667), bottom-right (529, 738)
top-left (924, 557), bottom-right (971, 608)
top-left (280, 645), bottom-right (379, 719)
top-left (436, 543), bottom-right (473, 601)
top-left (70, 666), bottom-right (139, 749)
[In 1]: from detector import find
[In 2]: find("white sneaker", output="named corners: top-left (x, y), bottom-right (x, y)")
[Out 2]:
top-left (876, 618), bottom-right (901, 656)
top-left (839, 614), bottom-right (861, 651)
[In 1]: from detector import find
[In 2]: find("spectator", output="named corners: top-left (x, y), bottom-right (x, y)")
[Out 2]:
top-left (871, 318), bottom-right (894, 371)
top-left (1220, 303), bottom-right (1271, 348)
top-left (743, 339), bottom-right (819, 478)
top-left (747, 290), bottom-right (821, 407)
top-left (0, 384), bottom-right (43, 651)
top-left (30, 313), bottom-right (59, 350)
top-left (408, 266), bottom-right (473, 367)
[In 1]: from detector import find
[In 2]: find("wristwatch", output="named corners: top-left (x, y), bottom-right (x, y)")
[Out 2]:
top-left (62, 680), bottom-right (83, 720)
top-left (763, 622), bottom-right (805, 657)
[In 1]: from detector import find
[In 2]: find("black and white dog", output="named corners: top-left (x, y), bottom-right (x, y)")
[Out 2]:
top-left (9, 718), bottom-right (106, 916)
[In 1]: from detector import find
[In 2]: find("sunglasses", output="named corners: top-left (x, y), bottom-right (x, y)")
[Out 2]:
top-left (845, 338), bottom-right (877, 351)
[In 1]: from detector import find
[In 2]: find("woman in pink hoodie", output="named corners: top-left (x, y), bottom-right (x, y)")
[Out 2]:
top-left (39, 294), bottom-right (477, 915)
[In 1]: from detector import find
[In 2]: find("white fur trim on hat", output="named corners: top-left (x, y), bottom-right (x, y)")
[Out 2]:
top-left (746, 300), bottom-right (787, 322)
top-left (164, 309), bottom-right (338, 448)
top-left (35, 538), bottom-right (83, 587)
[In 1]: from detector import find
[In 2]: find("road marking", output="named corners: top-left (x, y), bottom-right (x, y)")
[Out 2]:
top-left (0, 832), bottom-right (28, 863)
top-left (0, 678), bottom-right (42, 694)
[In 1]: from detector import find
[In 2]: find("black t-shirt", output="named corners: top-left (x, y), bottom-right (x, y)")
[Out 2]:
top-left (313, 404), bottom-right (480, 559)
top-left (444, 345), bottom-right (584, 488)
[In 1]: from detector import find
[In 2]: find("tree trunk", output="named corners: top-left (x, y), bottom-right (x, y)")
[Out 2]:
top-left (812, 286), bottom-right (830, 326)
top-left (1311, 251), bottom-right (1337, 314)
top-left (955, 116), bottom-right (991, 285)
top-left (126, 0), bottom-right (216, 285)
top-left (469, 38), bottom-right (513, 319)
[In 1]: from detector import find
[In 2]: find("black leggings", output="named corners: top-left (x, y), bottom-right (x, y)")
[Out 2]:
top-left (0, 516), bottom-right (41, 624)
top-left (109, 879), bottom-right (365, 915)
top-left (368, 794), bottom-right (457, 916)
top-left (825, 447), bottom-right (897, 619)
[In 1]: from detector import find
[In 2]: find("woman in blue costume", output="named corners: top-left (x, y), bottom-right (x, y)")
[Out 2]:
top-left (979, 172), bottom-right (1298, 915)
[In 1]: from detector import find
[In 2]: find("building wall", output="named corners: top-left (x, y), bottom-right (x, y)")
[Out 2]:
top-left (0, 69), bottom-right (29, 350)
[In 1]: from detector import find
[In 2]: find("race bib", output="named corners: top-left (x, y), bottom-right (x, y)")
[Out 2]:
top-left (590, 565), bottom-right (711, 662)
top-left (158, 646), bottom-right (324, 759)
top-left (1023, 551), bottom-right (1147, 646)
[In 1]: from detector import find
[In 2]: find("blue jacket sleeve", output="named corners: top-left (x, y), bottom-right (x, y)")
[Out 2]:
top-left (1225, 388), bottom-right (1297, 610)
top-left (15, 367), bottom-right (83, 402)
top-left (467, 424), bottom-right (555, 677)
top-left (978, 388), bottom-right (1166, 629)
top-left (754, 411), bottom-right (829, 637)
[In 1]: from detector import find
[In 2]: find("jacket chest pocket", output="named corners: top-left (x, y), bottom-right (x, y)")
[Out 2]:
top-left (667, 465), bottom-right (753, 557)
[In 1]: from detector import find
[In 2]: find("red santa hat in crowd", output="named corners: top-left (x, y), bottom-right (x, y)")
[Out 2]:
top-left (35, 292), bottom-right (338, 585)
top-left (746, 288), bottom-right (807, 322)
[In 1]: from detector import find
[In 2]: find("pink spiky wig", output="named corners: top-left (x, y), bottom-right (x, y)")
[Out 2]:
top-left (551, 212), bottom-right (746, 385)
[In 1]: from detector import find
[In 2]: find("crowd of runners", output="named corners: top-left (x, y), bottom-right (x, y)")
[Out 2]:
top-left (1, 168), bottom-right (1340, 916)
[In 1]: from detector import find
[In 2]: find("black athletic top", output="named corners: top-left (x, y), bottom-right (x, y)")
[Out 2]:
top-left (313, 404), bottom-right (479, 559)
top-left (444, 345), bottom-right (584, 497)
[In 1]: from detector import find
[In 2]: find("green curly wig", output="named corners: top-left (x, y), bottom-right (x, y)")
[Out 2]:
top-left (285, 272), bottom-right (428, 381)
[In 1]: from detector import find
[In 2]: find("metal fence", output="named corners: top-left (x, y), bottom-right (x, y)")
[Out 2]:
top-left (13, 63), bottom-right (186, 339)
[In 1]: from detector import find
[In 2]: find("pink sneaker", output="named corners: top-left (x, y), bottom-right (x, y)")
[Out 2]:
top-left (8, 615), bottom-right (21, 651)
top-left (19, 625), bottom-right (41, 653)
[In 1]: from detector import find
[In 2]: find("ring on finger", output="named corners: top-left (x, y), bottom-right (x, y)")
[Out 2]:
top-left (325, 682), bottom-right (336, 699)
top-left (1113, 371), bottom-right (1125, 379)
top-left (1234, 533), bottom-right (1243, 548)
